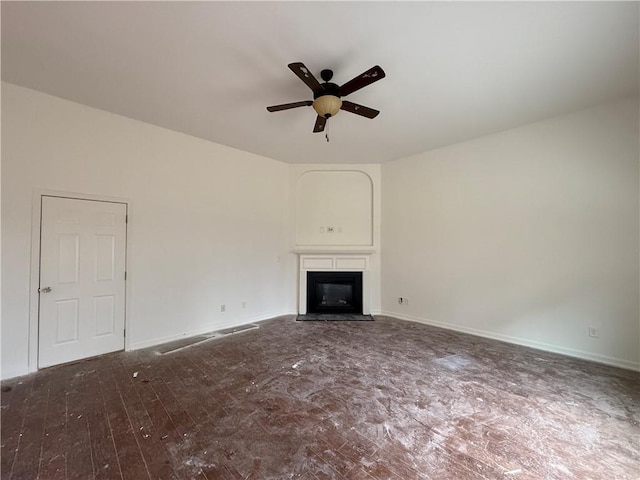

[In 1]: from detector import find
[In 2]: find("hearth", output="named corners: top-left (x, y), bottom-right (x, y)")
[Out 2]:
top-left (306, 271), bottom-right (363, 314)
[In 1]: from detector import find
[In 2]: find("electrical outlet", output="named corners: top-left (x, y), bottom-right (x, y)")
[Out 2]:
top-left (588, 327), bottom-right (598, 338)
top-left (220, 304), bottom-right (226, 312)
top-left (404, 297), bottom-right (410, 305)
top-left (398, 297), bottom-right (403, 304)
top-left (327, 226), bottom-right (334, 233)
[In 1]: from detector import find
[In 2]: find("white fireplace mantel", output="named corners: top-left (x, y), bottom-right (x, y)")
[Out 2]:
top-left (296, 251), bottom-right (373, 315)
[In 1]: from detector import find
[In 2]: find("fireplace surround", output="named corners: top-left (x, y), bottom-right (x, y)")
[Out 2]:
top-left (296, 252), bottom-right (372, 315)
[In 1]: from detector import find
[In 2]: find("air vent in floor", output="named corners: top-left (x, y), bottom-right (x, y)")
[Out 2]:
top-left (157, 324), bottom-right (259, 354)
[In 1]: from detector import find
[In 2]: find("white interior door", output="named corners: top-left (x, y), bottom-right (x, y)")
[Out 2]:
top-left (39, 196), bottom-right (127, 368)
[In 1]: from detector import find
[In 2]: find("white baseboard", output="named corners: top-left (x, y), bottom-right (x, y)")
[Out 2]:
top-left (381, 310), bottom-right (640, 372)
top-left (129, 311), bottom-right (285, 351)
top-left (1, 367), bottom-right (31, 381)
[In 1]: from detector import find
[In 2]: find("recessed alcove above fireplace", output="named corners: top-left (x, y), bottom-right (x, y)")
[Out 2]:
top-left (297, 252), bottom-right (372, 315)
top-left (295, 170), bottom-right (373, 247)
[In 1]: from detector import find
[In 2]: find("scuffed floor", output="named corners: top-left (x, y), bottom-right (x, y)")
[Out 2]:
top-left (2, 316), bottom-right (639, 479)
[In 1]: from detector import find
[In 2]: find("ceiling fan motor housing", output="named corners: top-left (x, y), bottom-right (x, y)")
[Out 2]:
top-left (313, 82), bottom-right (340, 99)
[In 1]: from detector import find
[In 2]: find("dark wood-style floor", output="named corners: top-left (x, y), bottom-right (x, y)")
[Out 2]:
top-left (2, 316), bottom-right (639, 479)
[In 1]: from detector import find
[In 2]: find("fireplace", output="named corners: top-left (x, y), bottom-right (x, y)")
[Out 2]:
top-left (306, 271), bottom-right (363, 314)
top-left (297, 252), bottom-right (372, 315)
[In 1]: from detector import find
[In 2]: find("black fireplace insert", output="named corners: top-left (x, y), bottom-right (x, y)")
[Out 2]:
top-left (306, 271), bottom-right (363, 314)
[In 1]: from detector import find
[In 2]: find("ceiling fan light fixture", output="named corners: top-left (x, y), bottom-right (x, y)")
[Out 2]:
top-left (313, 95), bottom-right (342, 118)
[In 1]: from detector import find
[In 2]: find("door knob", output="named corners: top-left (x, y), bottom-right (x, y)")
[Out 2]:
top-left (39, 287), bottom-right (52, 293)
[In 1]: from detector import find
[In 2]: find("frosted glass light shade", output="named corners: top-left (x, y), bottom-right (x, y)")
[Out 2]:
top-left (313, 95), bottom-right (342, 118)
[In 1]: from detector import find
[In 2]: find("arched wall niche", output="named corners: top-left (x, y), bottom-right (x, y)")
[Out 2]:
top-left (295, 170), bottom-right (373, 246)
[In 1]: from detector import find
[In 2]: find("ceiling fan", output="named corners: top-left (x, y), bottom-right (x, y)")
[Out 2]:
top-left (267, 62), bottom-right (386, 134)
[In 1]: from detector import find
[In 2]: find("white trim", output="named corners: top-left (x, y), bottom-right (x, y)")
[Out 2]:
top-left (297, 252), bottom-right (372, 315)
top-left (129, 312), bottom-right (283, 351)
top-left (293, 248), bottom-right (376, 254)
top-left (28, 189), bottom-right (132, 374)
top-left (381, 311), bottom-right (640, 372)
top-left (1, 368), bottom-right (30, 381)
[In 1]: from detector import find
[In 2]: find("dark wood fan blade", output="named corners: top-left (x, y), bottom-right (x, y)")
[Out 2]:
top-left (266, 100), bottom-right (313, 112)
top-left (340, 101), bottom-right (380, 119)
top-left (338, 65), bottom-right (386, 97)
top-left (313, 115), bottom-right (327, 133)
top-left (288, 62), bottom-right (323, 94)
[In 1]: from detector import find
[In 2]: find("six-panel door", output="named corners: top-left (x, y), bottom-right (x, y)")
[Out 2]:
top-left (38, 196), bottom-right (127, 368)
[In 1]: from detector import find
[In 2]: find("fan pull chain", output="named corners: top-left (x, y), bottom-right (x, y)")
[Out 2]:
top-left (325, 120), bottom-right (330, 142)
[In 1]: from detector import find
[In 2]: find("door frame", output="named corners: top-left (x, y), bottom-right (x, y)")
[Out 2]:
top-left (28, 189), bottom-right (132, 374)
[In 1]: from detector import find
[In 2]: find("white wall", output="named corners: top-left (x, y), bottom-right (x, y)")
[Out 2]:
top-left (2, 83), bottom-right (292, 379)
top-left (295, 170), bottom-right (373, 246)
top-left (382, 97), bottom-right (640, 370)
top-left (288, 165), bottom-right (382, 314)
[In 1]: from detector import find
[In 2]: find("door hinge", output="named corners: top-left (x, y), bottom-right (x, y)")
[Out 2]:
top-left (123, 328), bottom-right (126, 337)
top-left (125, 214), bottom-right (128, 224)
top-left (124, 271), bottom-right (127, 280)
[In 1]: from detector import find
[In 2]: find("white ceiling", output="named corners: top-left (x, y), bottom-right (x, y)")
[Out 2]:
top-left (2, 1), bottom-right (638, 164)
